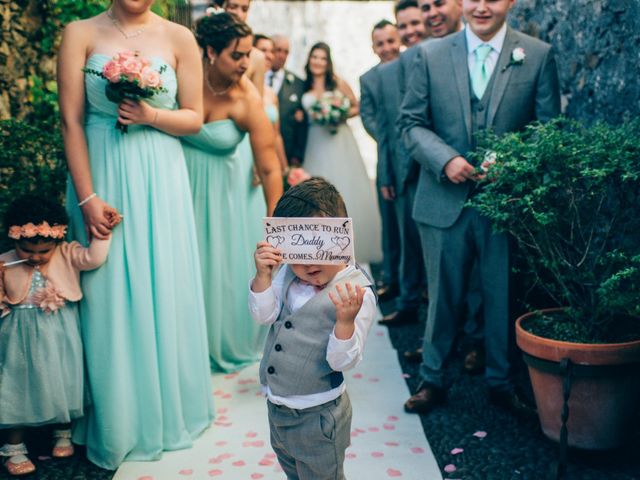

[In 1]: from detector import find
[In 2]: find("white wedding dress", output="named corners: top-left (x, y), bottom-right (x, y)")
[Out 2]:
top-left (302, 91), bottom-right (382, 264)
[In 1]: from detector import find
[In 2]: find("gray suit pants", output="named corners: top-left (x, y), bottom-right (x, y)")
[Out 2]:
top-left (418, 208), bottom-right (510, 390)
top-left (392, 180), bottom-right (424, 310)
top-left (267, 392), bottom-right (352, 480)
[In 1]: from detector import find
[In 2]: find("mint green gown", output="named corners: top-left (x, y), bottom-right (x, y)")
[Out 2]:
top-left (182, 120), bottom-right (267, 372)
top-left (66, 54), bottom-right (214, 470)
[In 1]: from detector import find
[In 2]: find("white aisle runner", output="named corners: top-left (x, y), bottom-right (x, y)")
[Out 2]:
top-left (114, 324), bottom-right (441, 480)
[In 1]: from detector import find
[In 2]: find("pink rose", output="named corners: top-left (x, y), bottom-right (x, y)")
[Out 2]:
top-left (21, 223), bottom-right (38, 238)
top-left (287, 168), bottom-right (311, 187)
top-left (113, 51), bottom-right (136, 63)
top-left (32, 282), bottom-right (66, 314)
top-left (51, 225), bottom-right (68, 239)
top-left (121, 57), bottom-right (144, 82)
top-left (36, 221), bottom-right (51, 237)
top-left (8, 226), bottom-right (21, 240)
top-left (140, 67), bottom-right (161, 89)
top-left (102, 60), bottom-right (123, 83)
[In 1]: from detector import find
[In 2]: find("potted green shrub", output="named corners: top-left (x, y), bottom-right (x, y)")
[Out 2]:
top-left (469, 118), bottom-right (640, 450)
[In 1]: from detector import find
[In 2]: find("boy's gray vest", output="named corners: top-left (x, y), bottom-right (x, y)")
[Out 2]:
top-left (259, 266), bottom-right (373, 397)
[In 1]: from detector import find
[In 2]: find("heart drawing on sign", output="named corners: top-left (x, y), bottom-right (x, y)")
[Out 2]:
top-left (266, 235), bottom-right (285, 248)
top-left (331, 236), bottom-right (350, 252)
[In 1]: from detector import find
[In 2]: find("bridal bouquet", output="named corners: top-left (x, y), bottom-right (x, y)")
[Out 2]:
top-left (83, 51), bottom-right (167, 133)
top-left (308, 91), bottom-right (350, 134)
top-left (283, 166), bottom-right (312, 192)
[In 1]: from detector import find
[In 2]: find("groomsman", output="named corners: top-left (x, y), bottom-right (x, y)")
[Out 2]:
top-left (399, 0), bottom-right (560, 415)
top-left (267, 35), bottom-right (308, 166)
top-left (360, 20), bottom-right (402, 301)
top-left (376, 0), bottom-right (429, 327)
top-left (395, 0), bottom-right (487, 373)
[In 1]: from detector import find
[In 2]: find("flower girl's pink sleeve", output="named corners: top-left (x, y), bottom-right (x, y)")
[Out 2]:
top-left (65, 236), bottom-right (113, 272)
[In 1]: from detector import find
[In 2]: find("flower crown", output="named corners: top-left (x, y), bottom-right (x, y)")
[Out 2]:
top-left (8, 222), bottom-right (67, 240)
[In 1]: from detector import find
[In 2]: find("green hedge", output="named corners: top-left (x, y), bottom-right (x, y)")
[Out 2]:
top-left (0, 119), bottom-right (67, 251)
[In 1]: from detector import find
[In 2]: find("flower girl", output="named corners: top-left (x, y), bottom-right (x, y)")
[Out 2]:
top-left (0, 195), bottom-right (118, 476)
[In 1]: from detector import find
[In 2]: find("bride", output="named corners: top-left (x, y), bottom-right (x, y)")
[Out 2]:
top-left (301, 42), bottom-right (382, 264)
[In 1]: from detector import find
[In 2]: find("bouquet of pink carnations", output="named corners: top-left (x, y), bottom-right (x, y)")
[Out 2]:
top-left (83, 51), bottom-right (167, 133)
top-left (308, 91), bottom-right (350, 134)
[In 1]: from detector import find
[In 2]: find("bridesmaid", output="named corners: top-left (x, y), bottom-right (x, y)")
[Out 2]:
top-left (182, 12), bottom-right (282, 372)
top-left (254, 33), bottom-right (288, 171)
top-left (57, 0), bottom-right (213, 469)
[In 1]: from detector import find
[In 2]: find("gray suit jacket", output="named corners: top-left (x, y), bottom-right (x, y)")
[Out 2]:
top-left (359, 64), bottom-right (381, 141)
top-left (399, 27), bottom-right (560, 228)
top-left (277, 69), bottom-right (308, 164)
top-left (376, 59), bottom-right (419, 194)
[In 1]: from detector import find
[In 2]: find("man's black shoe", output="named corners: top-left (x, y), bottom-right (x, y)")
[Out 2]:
top-left (403, 347), bottom-right (423, 363)
top-left (376, 283), bottom-right (399, 302)
top-left (378, 308), bottom-right (419, 326)
top-left (404, 384), bottom-right (446, 414)
top-left (489, 388), bottom-right (537, 419)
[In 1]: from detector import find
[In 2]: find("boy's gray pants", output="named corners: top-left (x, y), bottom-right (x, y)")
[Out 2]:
top-left (267, 391), bottom-right (352, 480)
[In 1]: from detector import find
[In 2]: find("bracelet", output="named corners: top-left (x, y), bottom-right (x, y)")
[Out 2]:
top-left (78, 193), bottom-right (97, 207)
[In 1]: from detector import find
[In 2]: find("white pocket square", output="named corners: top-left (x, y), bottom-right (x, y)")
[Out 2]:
top-left (289, 93), bottom-right (298, 102)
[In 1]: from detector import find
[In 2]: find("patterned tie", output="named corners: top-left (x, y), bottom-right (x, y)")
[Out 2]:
top-left (470, 44), bottom-right (493, 99)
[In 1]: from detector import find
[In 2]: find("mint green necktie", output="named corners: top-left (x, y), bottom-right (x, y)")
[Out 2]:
top-left (471, 44), bottom-right (493, 99)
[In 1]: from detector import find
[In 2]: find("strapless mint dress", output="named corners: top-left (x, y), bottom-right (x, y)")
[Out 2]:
top-left (66, 54), bottom-right (214, 470)
top-left (182, 120), bottom-right (267, 372)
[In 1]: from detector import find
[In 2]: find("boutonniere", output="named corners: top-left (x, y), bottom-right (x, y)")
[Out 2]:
top-left (502, 47), bottom-right (526, 72)
top-left (289, 93), bottom-right (298, 102)
top-left (286, 73), bottom-right (295, 83)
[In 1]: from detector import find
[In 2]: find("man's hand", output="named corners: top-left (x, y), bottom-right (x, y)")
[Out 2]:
top-left (380, 185), bottom-right (396, 201)
top-left (444, 156), bottom-right (477, 184)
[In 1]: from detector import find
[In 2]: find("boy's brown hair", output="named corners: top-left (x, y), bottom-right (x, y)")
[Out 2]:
top-left (273, 177), bottom-right (348, 218)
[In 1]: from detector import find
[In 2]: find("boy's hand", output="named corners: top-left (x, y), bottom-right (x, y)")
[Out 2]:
top-left (251, 241), bottom-right (282, 292)
top-left (329, 282), bottom-right (365, 340)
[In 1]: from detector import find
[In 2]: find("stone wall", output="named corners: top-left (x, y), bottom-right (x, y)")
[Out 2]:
top-left (510, 0), bottom-right (640, 124)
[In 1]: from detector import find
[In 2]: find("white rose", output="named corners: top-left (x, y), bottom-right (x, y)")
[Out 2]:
top-left (512, 47), bottom-right (526, 63)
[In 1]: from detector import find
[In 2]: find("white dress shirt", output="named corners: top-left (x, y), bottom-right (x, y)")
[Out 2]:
top-left (248, 265), bottom-right (377, 409)
top-left (269, 69), bottom-right (286, 95)
top-left (465, 22), bottom-right (507, 81)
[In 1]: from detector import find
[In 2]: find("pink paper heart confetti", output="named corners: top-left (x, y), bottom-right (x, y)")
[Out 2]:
top-left (138, 477), bottom-right (154, 480)
top-left (178, 469), bottom-right (193, 475)
top-left (402, 373), bottom-right (411, 379)
top-left (352, 373), bottom-right (363, 379)
top-left (444, 464), bottom-right (457, 473)
top-left (258, 459), bottom-right (274, 466)
top-left (385, 442), bottom-right (399, 447)
top-left (473, 431), bottom-right (487, 438)
top-left (232, 460), bottom-right (246, 467)
top-left (208, 469), bottom-right (223, 476)
top-left (265, 453), bottom-right (276, 459)
top-left (368, 427), bottom-right (380, 432)
top-left (251, 474), bottom-right (264, 479)
top-left (387, 415), bottom-right (399, 422)
top-left (387, 468), bottom-right (402, 477)
top-left (383, 424), bottom-right (396, 430)
top-left (246, 431), bottom-right (258, 438)
top-left (346, 453), bottom-right (357, 459)
top-left (451, 448), bottom-right (464, 455)
top-left (215, 441), bottom-right (227, 446)
top-left (372, 451), bottom-right (384, 458)
top-left (410, 447), bottom-right (425, 454)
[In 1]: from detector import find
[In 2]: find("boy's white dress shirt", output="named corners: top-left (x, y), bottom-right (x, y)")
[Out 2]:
top-left (249, 265), bottom-right (377, 409)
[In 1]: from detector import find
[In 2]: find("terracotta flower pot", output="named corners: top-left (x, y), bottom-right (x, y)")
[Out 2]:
top-left (516, 308), bottom-right (640, 450)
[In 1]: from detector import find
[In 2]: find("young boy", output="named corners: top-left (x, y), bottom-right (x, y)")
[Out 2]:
top-left (249, 178), bottom-right (377, 480)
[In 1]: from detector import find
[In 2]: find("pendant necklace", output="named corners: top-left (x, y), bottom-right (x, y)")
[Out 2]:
top-left (206, 71), bottom-right (234, 96)
top-left (107, 9), bottom-right (147, 39)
